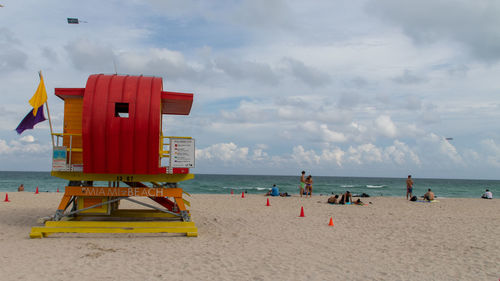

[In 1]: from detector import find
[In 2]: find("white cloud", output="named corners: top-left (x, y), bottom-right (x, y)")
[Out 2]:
top-left (347, 143), bottom-right (383, 164)
top-left (196, 142), bottom-right (249, 162)
top-left (19, 135), bottom-right (35, 143)
top-left (320, 147), bottom-right (344, 166)
top-left (481, 139), bottom-right (500, 167)
top-left (291, 145), bottom-right (321, 165)
top-left (374, 115), bottom-right (397, 138)
top-left (384, 140), bottom-right (421, 165)
top-left (0, 138), bottom-right (50, 155)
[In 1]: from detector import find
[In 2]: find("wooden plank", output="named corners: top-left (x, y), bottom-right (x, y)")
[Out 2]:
top-left (30, 227), bottom-right (198, 235)
top-left (45, 221), bottom-right (195, 228)
top-left (30, 224), bottom-right (198, 236)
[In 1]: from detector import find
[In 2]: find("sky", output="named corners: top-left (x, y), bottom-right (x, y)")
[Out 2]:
top-left (1, 0), bottom-right (500, 179)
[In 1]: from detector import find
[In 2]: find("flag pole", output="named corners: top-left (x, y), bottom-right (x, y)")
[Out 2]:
top-left (40, 71), bottom-right (55, 148)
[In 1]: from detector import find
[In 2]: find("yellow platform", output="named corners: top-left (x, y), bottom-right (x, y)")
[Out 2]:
top-left (30, 220), bottom-right (198, 238)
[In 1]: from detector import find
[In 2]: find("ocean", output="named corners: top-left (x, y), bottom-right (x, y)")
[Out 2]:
top-left (0, 171), bottom-right (498, 198)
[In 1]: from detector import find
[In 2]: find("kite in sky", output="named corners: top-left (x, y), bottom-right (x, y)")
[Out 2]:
top-left (67, 18), bottom-right (88, 24)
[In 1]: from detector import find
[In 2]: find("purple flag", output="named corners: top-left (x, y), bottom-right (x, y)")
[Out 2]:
top-left (15, 105), bottom-right (46, 134)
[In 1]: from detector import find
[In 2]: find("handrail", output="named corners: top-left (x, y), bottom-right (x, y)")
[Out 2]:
top-left (52, 132), bottom-right (83, 172)
top-left (162, 136), bottom-right (192, 139)
top-left (52, 133), bottom-right (82, 137)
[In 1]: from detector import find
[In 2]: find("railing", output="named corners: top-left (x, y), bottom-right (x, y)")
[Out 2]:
top-left (50, 133), bottom-right (194, 173)
top-left (52, 133), bottom-right (82, 172)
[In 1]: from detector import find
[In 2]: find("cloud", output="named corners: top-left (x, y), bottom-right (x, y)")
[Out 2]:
top-left (41, 47), bottom-right (59, 63)
top-left (418, 103), bottom-right (441, 124)
top-left (374, 115), bottom-right (397, 138)
top-left (417, 133), bottom-right (463, 165)
top-left (291, 145), bottom-right (321, 165)
top-left (338, 92), bottom-right (360, 109)
top-left (367, 0), bottom-right (500, 61)
top-left (404, 96), bottom-right (422, 111)
top-left (319, 147), bottom-right (345, 166)
top-left (65, 38), bottom-right (116, 72)
top-left (481, 139), bottom-right (500, 167)
top-left (347, 143), bottom-right (383, 164)
top-left (232, 0), bottom-right (294, 31)
top-left (282, 57), bottom-right (331, 87)
top-left (215, 57), bottom-right (279, 85)
top-left (392, 69), bottom-right (426, 84)
top-left (0, 138), bottom-right (50, 155)
top-left (0, 28), bottom-right (28, 73)
top-left (19, 135), bottom-right (35, 143)
top-left (196, 142), bottom-right (249, 162)
top-left (251, 147), bottom-right (269, 161)
top-left (384, 140), bottom-right (421, 165)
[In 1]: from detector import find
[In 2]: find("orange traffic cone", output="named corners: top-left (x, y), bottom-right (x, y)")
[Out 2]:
top-left (241, 191), bottom-right (245, 198)
top-left (328, 217), bottom-right (334, 226)
top-left (299, 206), bottom-right (305, 217)
top-left (266, 198), bottom-right (270, 206)
top-left (4, 193), bottom-right (10, 202)
top-left (35, 186), bottom-right (39, 194)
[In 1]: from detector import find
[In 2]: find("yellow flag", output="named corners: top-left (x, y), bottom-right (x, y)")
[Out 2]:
top-left (29, 72), bottom-right (48, 116)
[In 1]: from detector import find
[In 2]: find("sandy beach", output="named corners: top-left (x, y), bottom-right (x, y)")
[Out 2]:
top-left (0, 192), bottom-right (499, 281)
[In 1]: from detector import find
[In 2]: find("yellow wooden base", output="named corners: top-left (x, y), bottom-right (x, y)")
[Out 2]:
top-left (30, 220), bottom-right (197, 238)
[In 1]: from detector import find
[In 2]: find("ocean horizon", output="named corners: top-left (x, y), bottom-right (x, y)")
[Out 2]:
top-left (1, 171), bottom-right (498, 198)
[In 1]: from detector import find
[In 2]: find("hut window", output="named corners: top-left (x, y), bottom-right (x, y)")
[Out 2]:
top-left (115, 102), bottom-right (129, 118)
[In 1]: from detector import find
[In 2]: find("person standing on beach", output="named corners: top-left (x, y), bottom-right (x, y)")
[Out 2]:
top-left (406, 175), bottom-right (414, 200)
top-left (300, 171), bottom-right (306, 197)
top-left (18, 184), bottom-right (24, 192)
top-left (305, 175), bottom-right (313, 197)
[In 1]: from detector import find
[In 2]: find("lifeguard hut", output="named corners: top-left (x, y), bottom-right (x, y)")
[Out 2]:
top-left (30, 74), bottom-right (197, 238)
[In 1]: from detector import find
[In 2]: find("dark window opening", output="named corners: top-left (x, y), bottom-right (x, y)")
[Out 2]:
top-left (115, 103), bottom-right (129, 118)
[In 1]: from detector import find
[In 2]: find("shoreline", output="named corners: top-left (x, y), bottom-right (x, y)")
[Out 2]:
top-left (1, 190), bottom-right (494, 199)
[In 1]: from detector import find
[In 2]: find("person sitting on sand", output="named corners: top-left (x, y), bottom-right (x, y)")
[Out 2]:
top-left (328, 194), bottom-right (339, 204)
top-left (353, 198), bottom-right (364, 205)
top-left (18, 184), bottom-right (24, 192)
top-left (339, 191), bottom-right (352, 204)
top-left (270, 184), bottom-right (280, 196)
top-left (481, 189), bottom-right (493, 199)
top-left (423, 188), bottom-right (435, 201)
